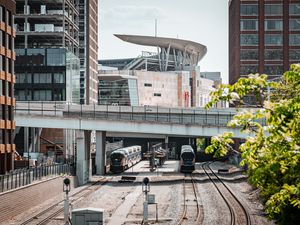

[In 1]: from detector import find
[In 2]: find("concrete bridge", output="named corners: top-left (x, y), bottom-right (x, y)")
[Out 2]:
top-left (15, 102), bottom-right (253, 185)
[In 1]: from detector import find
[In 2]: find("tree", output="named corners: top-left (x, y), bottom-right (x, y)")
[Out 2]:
top-left (205, 64), bottom-right (300, 224)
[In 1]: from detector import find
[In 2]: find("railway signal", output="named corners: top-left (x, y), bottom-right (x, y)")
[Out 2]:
top-left (142, 177), bottom-right (150, 224)
top-left (63, 178), bottom-right (71, 225)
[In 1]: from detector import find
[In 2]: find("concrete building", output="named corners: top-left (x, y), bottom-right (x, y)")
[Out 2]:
top-left (229, 0), bottom-right (300, 84)
top-left (99, 34), bottom-right (216, 108)
top-left (0, 0), bottom-right (16, 174)
top-left (78, 0), bottom-right (98, 104)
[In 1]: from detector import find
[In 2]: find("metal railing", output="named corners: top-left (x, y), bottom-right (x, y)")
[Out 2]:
top-left (0, 164), bottom-right (69, 193)
top-left (15, 101), bottom-right (266, 127)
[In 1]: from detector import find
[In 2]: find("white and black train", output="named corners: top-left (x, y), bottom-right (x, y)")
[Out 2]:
top-left (110, 145), bottom-right (142, 173)
top-left (180, 145), bottom-right (195, 173)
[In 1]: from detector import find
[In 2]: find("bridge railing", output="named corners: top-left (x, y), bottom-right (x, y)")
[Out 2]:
top-left (0, 164), bottom-right (70, 193)
top-left (15, 101), bottom-right (266, 127)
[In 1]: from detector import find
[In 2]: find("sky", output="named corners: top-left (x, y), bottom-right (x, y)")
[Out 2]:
top-left (99, 0), bottom-right (229, 83)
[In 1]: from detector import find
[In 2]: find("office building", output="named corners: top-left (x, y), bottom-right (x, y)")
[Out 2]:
top-left (78, 0), bottom-right (98, 104)
top-left (0, 0), bottom-right (16, 174)
top-left (229, 0), bottom-right (300, 84)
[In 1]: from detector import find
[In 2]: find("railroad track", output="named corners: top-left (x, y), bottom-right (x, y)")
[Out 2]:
top-left (202, 162), bottom-right (251, 225)
top-left (19, 178), bottom-right (109, 225)
top-left (176, 173), bottom-right (203, 225)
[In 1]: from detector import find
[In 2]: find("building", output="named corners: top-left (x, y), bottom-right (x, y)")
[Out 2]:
top-left (0, 0), bottom-right (16, 174)
top-left (14, 0), bottom-right (80, 103)
top-left (99, 34), bottom-right (216, 108)
top-left (13, 0), bottom-right (81, 162)
top-left (229, 0), bottom-right (300, 85)
top-left (78, 0), bottom-right (98, 104)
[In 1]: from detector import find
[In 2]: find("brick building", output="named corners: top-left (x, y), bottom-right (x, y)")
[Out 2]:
top-left (229, 0), bottom-right (300, 84)
top-left (0, 0), bottom-right (16, 174)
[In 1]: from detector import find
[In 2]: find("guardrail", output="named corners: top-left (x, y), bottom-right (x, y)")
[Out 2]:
top-left (0, 164), bottom-right (69, 193)
top-left (15, 101), bottom-right (266, 127)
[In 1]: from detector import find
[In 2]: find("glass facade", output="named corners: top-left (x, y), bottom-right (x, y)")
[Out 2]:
top-left (289, 50), bottom-right (300, 60)
top-left (98, 78), bottom-right (139, 106)
top-left (290, 19), bottom-right (300, 30)
top-left (15, 48), bottom-right (79, 103)
top-left (240, 34), bottom-right (259, 46)
top-left (264, 65), bottom-right (283, 75)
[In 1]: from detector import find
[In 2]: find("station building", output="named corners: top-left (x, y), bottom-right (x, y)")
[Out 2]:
top-left (0, 0), bottom-right (16, 174)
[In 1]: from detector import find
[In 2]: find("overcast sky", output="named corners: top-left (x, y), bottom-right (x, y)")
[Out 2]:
top-left (99, 0), bottom-right (228, 83)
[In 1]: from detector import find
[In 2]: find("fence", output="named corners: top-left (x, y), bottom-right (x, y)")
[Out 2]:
top-left (0, 164), bottom-right (69, 193)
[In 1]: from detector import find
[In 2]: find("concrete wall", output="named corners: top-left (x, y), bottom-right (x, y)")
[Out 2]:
top-left (0, 176), bottom-right (76, 223)
top-left (135, 70), bottom-right (179, 107)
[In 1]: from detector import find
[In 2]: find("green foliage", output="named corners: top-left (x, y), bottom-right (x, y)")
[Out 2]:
top-left (205, 64), bottom-right (300, 224)
top-left (205, 132), bottom-right (234, 157)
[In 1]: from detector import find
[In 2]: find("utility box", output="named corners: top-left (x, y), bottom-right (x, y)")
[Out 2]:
top-left (72, 208), bottom-right (104, 225)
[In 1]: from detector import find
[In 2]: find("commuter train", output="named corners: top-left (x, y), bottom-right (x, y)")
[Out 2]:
top-left (180, 145), bottom-right (195, 173)
top-left (110, 145), bottom-right (142, 173)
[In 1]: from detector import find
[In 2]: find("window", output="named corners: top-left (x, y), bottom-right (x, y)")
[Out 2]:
top-left (33, 90), bottom-right (52, 101)
top-left (265, 34), bottom-right (283, 46)
top-left (290, 19), bottom-right (300, 31)
top-left (290, 50), bottom-right (300, 60)
top-left (290, 34), bottom-right (300, 46)
top-left (53, 73), bottom-right (65, 83)
top-left (27, 49), bottom-right (45, 66)
top-left (265, 20), bottom-right (283, 31)
top-left (240, 5), bottom-right (258, 15)
top-left (241, 20), bottom-right (258, 30)
top-left (0, 6), bottom-right (4, 22)
top-left (154, 93), bottom-right (161, 97)
top-left (47, 49), bottom-right (66, 66)
top-left (144, 83), bottom-right (152, 87)
top-left (16, 73), bottom-right (31, 83)
top-left (240, 65), bottom-right (259, 75)
top-left (264, 50), bottom-right (283, 60)
top-left (240, 50), bottom-right (258, 60)
top-left (265, 4), bottom-right (282, 15)
top-left (290, 4), bottom-right (300, 15)
top-left (33, 73), bottom-right (52, 83)
top-left (240, 34), bottom-right (258, 46)
top-left (264, 65), bottom-right (283, 75)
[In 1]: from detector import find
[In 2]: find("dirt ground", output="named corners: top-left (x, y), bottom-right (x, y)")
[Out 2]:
top-left (4, 160), bottom-right (274, 225)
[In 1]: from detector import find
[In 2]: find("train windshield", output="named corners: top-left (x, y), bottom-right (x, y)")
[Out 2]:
top-left (181, 152), bottom-right (194, 160)
top-left (111, 153), bottom-right (124, 164)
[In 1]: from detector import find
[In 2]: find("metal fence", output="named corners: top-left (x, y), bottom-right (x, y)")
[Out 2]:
top-left (0, 164), bottom-right (69, 193)
top-left (15, 101), bottom-right (247, 127)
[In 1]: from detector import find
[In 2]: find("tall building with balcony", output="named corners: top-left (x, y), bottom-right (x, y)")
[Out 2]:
top-left (229, 0), bottom-right (300, 84)
top-left (0, 0), bottom-right (16, 174)
top-left (14, 0), bottom-right (80, 103)
top-left (78, 0), bottom-right (98, 104)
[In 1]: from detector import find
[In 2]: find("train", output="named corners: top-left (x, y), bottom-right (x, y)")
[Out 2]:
top-left (180, 145), bottom-right (195, 173)
top-left (110, 145), bottom-right (142, 173)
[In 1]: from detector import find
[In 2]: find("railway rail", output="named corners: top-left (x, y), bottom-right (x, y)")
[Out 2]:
top-left (202, 162), bottom-right (251, 225)
top-left (176, 173), bottom-right (203, 225)
top-left (19, 178), bottom-right (109, 225)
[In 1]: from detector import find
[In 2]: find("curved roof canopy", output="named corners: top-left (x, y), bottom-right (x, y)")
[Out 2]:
top-left (114, 34), bottom-right (207, 62)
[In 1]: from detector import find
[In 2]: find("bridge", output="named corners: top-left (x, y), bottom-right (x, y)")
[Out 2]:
top-left (15, 102), bottom-right (254, 185)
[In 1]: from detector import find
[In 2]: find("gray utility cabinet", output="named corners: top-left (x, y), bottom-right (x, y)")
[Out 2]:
top-left (72, 208), bottom-right (104, 225)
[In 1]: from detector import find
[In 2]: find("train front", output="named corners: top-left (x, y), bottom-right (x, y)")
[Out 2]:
top-left (110, 150), bottom-right (126, 173)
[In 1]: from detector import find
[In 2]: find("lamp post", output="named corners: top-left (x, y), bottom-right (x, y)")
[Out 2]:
top-left (142, 177), bottom-right (150, 224)
top-left (63, 178), bottom-right (71, 225)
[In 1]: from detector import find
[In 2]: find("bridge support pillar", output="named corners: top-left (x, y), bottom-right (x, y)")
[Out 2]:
top-left (76, 130), bottom-right (91, 186)
top-left (165, 136), bottom-right (169, 159)
top-left (95, 131), bottom-right (106, 175)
